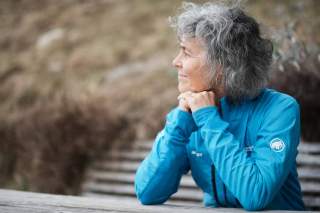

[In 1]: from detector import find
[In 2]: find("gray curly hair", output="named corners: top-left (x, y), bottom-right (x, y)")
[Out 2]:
top-left (170, 1), bottom-right (273, 103)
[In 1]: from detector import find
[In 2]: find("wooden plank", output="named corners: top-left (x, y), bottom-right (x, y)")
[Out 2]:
top-left (298, 142), bottom-right (320, 154)
top-left (93, 161), bottom-right (140, 172)
top-left (0, 189), bottom-right (313, 212)
top-left (302, 196), bottom-right (320, 210)
top-left (85, 170), bottom-right (197, 189)
top-left (0, 205), bottom-right (111, 213)
top-left (298, 167), bottom-right (320, 180)
top-left (82, 181), bottom-right (203, 202)
top-left (133, 140), bottom-right (153, 150)
top-left (99, 150), bottom-right (148, 161)
top-left (92, 162), bottom-right (193, 175)
top-left (300, 182), bottom-right (320, 194)
top-left (0, 189), bottom-right (241, 213)
top-left (82, 192), bottom-right (202, 207)
top-left (297, 154), bottom-right (320, 166)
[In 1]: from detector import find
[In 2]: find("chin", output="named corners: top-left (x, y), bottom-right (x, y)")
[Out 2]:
top-left (178, 85), bottom-right (189, 93)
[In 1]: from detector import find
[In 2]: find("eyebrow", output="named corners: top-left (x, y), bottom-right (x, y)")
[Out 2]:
top-left (179, 43), bottom-right (193, 54)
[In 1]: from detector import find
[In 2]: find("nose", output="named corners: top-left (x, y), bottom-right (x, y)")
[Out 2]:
top-left (172, 52), bottom-right (182, 69)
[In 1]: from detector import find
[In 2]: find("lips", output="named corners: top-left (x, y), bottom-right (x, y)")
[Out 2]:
top-left (178, 74), bottom-right (188, 78)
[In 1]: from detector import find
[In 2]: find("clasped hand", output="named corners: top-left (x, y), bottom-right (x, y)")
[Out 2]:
top-left (178, 91), bottom-right (216, 113)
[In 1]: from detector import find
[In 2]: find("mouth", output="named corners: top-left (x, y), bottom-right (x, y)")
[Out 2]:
top-left (178, 74), bottom-right (188, 79)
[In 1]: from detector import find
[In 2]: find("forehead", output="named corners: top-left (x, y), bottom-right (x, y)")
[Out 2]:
top-left (179, 36), bottom-right (205, 53)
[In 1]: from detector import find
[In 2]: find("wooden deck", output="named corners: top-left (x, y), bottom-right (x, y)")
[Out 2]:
top-left (0, 189), bottom-right (316, 213)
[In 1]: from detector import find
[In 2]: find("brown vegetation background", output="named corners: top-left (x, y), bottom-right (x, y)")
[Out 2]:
top-left (0, 0), bottom-right (319, 195)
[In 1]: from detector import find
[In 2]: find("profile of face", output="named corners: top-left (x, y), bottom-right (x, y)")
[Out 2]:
top-left (172, 37), bottom-right (211, 93)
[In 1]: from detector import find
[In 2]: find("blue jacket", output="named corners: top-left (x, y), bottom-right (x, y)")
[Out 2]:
top-left (134, 88), bottom-right (305, 211)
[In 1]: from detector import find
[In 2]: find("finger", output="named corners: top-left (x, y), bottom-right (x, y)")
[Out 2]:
top-left (201, 91), bottom-right (212, 96)
top-left (178, 92), bottom-right (190, 100)
top-left (178, 91), bottom-right (193, 99)
top-left (198, 90), bottom-right (213, 98)
top-left (177, 94), bottom-right (184, 100)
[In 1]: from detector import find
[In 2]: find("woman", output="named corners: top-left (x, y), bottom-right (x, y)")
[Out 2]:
top-left (134, 2), bottom-right (305, 211)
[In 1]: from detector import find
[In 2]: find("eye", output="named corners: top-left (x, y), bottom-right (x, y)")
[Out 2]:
top-left (182, 49), bottom-right (190, 57)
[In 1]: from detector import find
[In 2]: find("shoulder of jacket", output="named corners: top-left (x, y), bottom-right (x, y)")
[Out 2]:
top-left (261, 89), bottom-right (299, 113)
top-left (264, 88), bottom-right (298, 104)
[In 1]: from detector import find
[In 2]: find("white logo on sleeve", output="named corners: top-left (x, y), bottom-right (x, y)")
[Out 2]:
top-left (270, 138), bottom-right (285, 152)
top-left (191, 150), bottom-right (203, 157)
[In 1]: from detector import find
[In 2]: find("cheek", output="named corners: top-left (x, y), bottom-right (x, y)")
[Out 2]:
top-left (190, 69), bottom-right (211, 91)
top-left (184, 61), bottom-right (199, 75)
top-left (179, 59), bottom-right (209, 91)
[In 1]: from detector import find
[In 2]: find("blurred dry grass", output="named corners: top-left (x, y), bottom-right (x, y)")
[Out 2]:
top-left (0, 95), bottom-right (132, 194)
top-left (0, 0), bottom-right (319, 194)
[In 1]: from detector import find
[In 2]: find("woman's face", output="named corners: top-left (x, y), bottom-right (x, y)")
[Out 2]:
top-left (172, 37), bottom-right (211, 93)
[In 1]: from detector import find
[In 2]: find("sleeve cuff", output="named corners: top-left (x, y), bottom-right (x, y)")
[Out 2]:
top-left (165, 108), bottom-right (197, 140)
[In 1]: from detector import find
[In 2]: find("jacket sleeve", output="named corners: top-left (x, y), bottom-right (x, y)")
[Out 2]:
top-left (134, 107), bottom-right (197, 205)
top-left (192, 96), bottom-right (300, 211)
